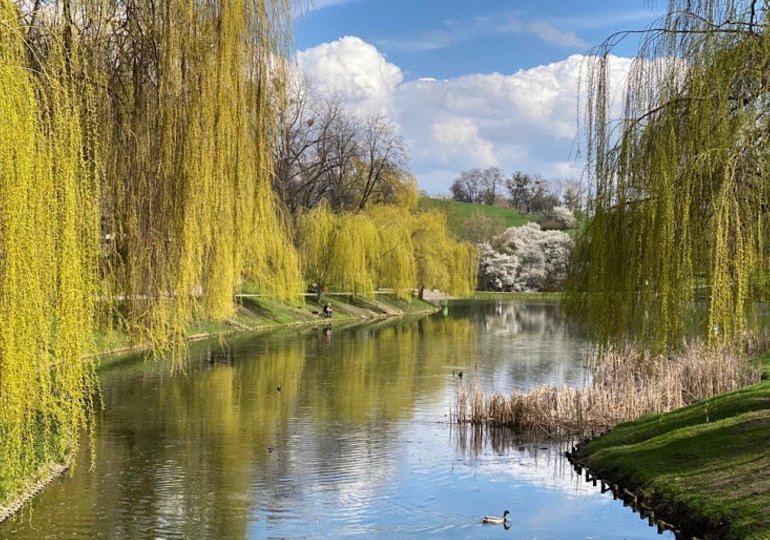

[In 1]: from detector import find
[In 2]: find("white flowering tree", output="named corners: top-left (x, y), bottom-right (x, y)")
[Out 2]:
top-left (550, 206), bottom-right (578, 229)
top-left (478, 223), bottom-right (574, 292)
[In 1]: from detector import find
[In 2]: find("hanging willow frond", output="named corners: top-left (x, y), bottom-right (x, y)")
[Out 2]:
top-left (0, 0), bottom-right (298, 503)
top-left (568, 0), bottom-right (770, 347)
top-left (0, 0), bottom-right (98, 501)
top-left (296, 204), bottom-right (478, 299)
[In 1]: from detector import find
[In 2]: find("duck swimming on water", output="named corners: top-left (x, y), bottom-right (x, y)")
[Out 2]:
top-left (482, 510), bottom-right (510, 525)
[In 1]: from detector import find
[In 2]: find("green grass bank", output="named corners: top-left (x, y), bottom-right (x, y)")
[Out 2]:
top-left (573, 354), bottom-right (770, 540)
top-left (469, 291), bottom-right (562, 301)
top-left (95, 293), bottom-right (439, 355)
top-left (435, 198), bottom-right (534, 228)
top-left (419, 197), bottom-right (536, 229)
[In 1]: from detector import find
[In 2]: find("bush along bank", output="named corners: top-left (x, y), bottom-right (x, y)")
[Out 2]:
top-left (568, 353), bottom-right (770, 540)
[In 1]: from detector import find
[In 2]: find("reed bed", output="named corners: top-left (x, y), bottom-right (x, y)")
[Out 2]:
top-left (454, 343), bottom-right (763, 438)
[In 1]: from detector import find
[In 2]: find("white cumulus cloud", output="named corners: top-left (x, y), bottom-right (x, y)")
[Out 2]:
top-left (297, 35), bottom-right (403, 115)
top-left (431, 117), bottom-right (498, 166)
top-left (297, 37), bottom-right (633, 194)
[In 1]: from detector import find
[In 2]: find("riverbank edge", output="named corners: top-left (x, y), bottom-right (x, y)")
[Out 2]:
top-left (0, 293), bottom-right (440, 525)
top-left (567, 353), bottom-right (770, 540)
top-left (470, 291), bottom-right (562, 300)
top-left (93, 293), bottom-right (441, 358)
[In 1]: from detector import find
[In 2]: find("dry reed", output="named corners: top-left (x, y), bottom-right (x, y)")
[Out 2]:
top-left (453, 342), bottom-right (763, 438)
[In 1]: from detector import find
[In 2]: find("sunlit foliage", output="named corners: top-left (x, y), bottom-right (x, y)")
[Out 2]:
top-left (0, 0), bottom-right (299, 504)
top-left (569, 0), bottom-right (770, 346)
top-left (297, 205), bottom-right (477, 300)
top-left (91, 0), bottom-right (302, 343)
top-left (297, 202), bottom-right (380, 297)
top-left (409, 210), bottom-right (477, 297)
top-left (0, 0), bottom-right (98, 502)
top-left (0, 0), bottom-right (476, 507)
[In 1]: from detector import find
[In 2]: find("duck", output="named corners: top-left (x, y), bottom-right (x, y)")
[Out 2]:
top-left (482, 510), bottom-right (510, 525)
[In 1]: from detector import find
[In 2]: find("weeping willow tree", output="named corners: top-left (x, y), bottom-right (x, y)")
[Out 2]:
top-left (1, 0), bottom-right (300, 506)
top-left (366, 205), bottom-right (417, 299)
top-left (90, 0), bottom-right (301, 344)
top-left (412, 210), bottom-right (477, 298)
top-left (297, 202), bottom-right (380, 299)
top-left (296, 204), bottom-right (477, 301)
top-left (569, 0), bottom-right (770, 346)
top-left (0, 0), bottom-right (99, 502)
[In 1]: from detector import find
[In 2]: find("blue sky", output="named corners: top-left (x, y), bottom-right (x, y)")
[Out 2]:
top-left (292, 0), bottom-right (663, 194)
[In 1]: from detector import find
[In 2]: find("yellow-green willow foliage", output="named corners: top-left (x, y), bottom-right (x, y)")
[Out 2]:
top-left (1, 0), bottom-right (301, 504)
top-left (569, 0), bottom-right (770, 346)
top-left (447, 243), bottom-right (478, 297)
top-left (297, 204), bottom-right (477, 299)
top-left (412, 210), bottom-right (478, 297)
top-left (94, 0), bottom-right (301, 343)
top-left (297, 202), bottom-right (380, 297)
top-left (366, 205), bottom-right (417, 299)
top-left (0, 1), bottom-right (98, 501)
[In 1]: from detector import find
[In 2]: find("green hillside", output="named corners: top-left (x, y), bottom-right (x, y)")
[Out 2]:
top-left (419, 197), bottom-right (535, 229)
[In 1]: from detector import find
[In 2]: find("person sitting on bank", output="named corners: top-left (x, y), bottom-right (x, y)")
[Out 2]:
top-left (323, 303), bottom-right (333, 318)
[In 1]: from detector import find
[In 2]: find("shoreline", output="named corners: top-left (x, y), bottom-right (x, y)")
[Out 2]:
top-left (93, 293), bottom-right (440, 358)
top-left (0, 293), bottom-right (440, 525)
top-left (567, 353), bottom-right (770, 540)
top-left (0, 456), bottom-right (73, 525)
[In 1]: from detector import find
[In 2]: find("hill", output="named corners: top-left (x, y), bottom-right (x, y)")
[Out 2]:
top-left (419, 197), bottom-right (536, 233)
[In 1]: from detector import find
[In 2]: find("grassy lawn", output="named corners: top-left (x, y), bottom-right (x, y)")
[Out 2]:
top-left (575, 351), bottom-right (770, 539)
top-left (441, 199), bottom-right (535, 227)
top-left (93, 293), bottom-right (438, 357)
top-left (419, 197), bottom-right (536, 230)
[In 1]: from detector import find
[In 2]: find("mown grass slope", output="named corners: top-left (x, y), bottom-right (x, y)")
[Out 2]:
top-left (419, 197), bottom-right (535, 230)
top-left (576, 353), bottom-right (770, 540)
top-left (95, 294), bottom-right (438, 356)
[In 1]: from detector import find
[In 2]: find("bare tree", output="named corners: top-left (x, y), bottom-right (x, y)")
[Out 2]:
top-left (274, 78), bottom-right (409, 213)
top-left (450, 168), bottom-right (486, 203)
top-left (354, 114), bottom-right (408, 209)
top-left (561, 179), bottom-right (584, 216)
top-left (481, 166), bottom-right (503, 205)
top-left (506, 171), bottom-right (535, 212)
top-left (273, 79), bottom-right (351, 213)
top-left (450, 167), bottom-right (502, 205)
top-left (326, 110), bottom-right (361, 210)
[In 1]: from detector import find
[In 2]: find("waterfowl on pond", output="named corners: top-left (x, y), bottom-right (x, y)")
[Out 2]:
top-left (482, 510), bottom-right (510, 524)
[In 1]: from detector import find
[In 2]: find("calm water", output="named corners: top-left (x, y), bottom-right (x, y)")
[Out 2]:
top-left (1, 301), bottom-right (672, 539)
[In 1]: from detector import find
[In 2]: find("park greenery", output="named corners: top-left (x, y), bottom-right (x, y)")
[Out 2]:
top-left (565, 1), bottom-right (770, 537)
top-left (5, 0), bottom-right (770, 535)
top-left (449, 167), bottom-right (584, 217)
top-left (574, 353), bottom-right (770, 540)
top-left (0, 0), bottom-right (476, 509)
top-left (296, 203), bottom-right (477, 301)
top-left (418, 196), bottom-right (535, 244)
top-left (568, 0), bottom-right (770, 347)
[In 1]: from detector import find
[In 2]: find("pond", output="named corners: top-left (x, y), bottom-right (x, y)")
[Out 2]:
top-left (1, 300), bottom-right (672, 539)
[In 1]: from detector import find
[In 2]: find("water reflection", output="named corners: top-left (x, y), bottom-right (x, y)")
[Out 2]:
top-left (451, 424), bottom-right (589, 494)
top-left (445, 301), bottom-right (594, 393)
top-left (1, 302), bottom-right (669, 539)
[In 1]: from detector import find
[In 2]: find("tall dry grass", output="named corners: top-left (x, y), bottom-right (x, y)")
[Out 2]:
top-left (454, 342), bottom-right (762, 438)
